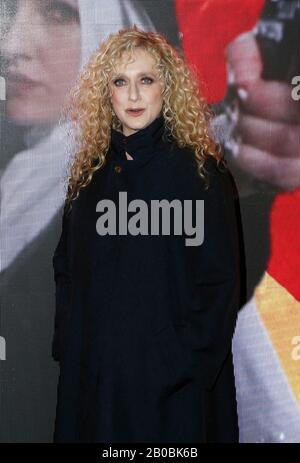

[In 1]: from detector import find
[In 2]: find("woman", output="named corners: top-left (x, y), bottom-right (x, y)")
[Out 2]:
top-left (53, 26), bottom-right (241, 443)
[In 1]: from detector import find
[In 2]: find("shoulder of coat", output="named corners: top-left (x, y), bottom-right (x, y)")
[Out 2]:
top-left (201, 155), bottom-right (239, 205)
top-left (170, 145), bottom-right (220, 182)
top-left (164, 142), bottom-right (236, 198)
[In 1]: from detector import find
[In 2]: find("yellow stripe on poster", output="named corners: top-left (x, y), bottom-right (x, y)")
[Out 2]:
top-left (255, 272), bottom-right (300, 406)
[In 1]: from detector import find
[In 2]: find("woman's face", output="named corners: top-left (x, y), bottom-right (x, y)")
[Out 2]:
top-left (110, 48), bottom-right (164, 136)
top-left (1, 0), bottom-right (81, 125)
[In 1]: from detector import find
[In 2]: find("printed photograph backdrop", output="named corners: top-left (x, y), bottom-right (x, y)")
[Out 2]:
top-left (0, 0), bottom-right (299, 442)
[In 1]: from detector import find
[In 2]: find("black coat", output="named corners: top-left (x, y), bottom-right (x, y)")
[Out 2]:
top-left (52, 115), bottom-right (241, 443)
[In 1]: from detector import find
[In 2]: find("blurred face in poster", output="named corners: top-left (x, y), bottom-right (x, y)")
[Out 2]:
top-left (0, 0), bottom-right (81, 125)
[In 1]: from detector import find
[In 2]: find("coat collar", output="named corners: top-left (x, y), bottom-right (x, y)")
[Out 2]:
top-left (110, 114), bottom-right (167, 168)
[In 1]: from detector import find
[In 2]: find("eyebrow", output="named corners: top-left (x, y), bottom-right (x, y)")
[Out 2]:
top-left (60, 0), bottom-right (79, 8)
top-left (112, 71), bottom-right (157, 78)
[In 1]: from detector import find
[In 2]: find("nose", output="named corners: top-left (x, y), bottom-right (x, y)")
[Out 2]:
top-left (128, 82), bottom-right (140, 102)
top-left (1, 3), bottom-right (42, 64)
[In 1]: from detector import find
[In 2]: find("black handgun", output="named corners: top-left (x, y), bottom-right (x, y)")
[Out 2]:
top-left (254, 0), bottom-right (300, 82)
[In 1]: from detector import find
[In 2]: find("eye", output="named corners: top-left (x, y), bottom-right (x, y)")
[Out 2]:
top-left (141, 76), bottom-right (154, 84)
top-left (113, 78), bottom-right (125, 87)
top-left (41, 0), bottom-right (80, 25)
top-left (112, 76), bottom-right (154, 87)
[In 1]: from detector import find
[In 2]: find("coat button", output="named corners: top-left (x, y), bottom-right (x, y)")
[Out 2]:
top-left (114, 165), bottom-right (122, 173)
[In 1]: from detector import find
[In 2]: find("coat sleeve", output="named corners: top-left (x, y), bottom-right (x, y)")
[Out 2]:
top-left (52, 202), bottom-right (72, 363)
top-left (185, 160), bottom-right (241, 391)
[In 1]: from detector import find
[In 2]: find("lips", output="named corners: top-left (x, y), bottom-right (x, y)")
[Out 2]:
top-left (7, 70), bottom-right (40, 85)
top-left (126, 108), bottom-right (145, 116)
top-left (6, 70), bottom-right (41, 94)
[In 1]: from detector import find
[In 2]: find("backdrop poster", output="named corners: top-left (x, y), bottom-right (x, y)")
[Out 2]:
top-left (0, 0), bottom-right (299, 443)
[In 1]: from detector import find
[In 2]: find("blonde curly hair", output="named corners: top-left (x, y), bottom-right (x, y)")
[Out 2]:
top-left (62, 25), bottom-right (224, 214)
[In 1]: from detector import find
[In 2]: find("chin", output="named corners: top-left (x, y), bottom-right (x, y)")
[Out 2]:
top-left (122, 118), bottom-right (149, 133)
top-left (7, 100), bottom-right (58, 125)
